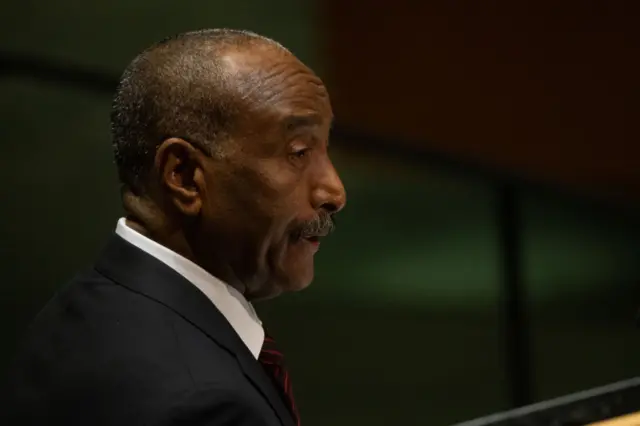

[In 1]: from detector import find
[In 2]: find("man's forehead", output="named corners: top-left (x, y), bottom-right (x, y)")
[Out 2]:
top-left (282, 111), bottom-right (334, 130)
top-left (218, 44), bottom-right (296, 76)
top-left (218, 50), bottom-right (331, 117)
top-left (219, 46), bottom-right (323, 91)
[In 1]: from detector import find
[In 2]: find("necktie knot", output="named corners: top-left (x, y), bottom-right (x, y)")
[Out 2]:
top-left (259, 335), bottom-right (284, 365)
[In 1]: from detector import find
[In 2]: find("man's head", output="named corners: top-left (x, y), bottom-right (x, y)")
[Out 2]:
top-left (111, 29), bottom-right (346, 300)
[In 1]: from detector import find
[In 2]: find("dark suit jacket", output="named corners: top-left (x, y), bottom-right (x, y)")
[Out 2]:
top-left (2, 235), bottom-right (296, 426)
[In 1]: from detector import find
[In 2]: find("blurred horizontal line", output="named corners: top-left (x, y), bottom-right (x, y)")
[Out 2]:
top-left (333, 123), bottom-right (640, 214)
top-left (0, 51), bottom-right (118, 92)
top-left (452, 377), bottom-right (640, 426)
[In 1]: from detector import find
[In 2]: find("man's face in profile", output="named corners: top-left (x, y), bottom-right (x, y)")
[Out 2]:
top-left (196, 47), bottom-right (346, 299)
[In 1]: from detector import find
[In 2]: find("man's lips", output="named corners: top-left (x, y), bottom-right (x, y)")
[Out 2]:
top-left (290, 233), bottom-right (322, 251)
top-left (304, 236), bottom-right (320, 245)
top-left (292, 234), bottom-right (321, 243)
top-left (290, 229), bottom-right (329, 241)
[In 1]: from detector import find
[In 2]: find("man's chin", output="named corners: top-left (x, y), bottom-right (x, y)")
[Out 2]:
top-left (250, 238), bottom-right (317, 300)
top-left (246, 271), bottom-right (313, 301)
top-left (284, 273), bottom-right (315, 292)
top-left (283, 237), bottom-right (318, 287)
top-left (272, 269), bottom-right (315, 295)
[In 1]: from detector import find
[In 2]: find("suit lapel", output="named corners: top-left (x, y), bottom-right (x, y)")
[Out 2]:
top-left (94, 235), bottom-right (295, 426)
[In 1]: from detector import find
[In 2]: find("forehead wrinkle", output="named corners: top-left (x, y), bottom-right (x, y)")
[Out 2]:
top-left (241, 67), bottom-right (321, 107)
top-left (223, 50), bottom-right (326, 100)
top-left (219, 50), bottom-right (332, 136)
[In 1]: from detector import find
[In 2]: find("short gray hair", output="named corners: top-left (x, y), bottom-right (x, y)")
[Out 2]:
top-left (110, 29), bottom-right (281, 194)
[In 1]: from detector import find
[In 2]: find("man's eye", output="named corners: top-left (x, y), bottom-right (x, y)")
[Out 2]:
top-left (290, 148), bottom-right (310, 159)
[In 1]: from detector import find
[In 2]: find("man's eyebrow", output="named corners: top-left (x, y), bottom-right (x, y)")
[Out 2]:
top-left (282, 113), bottom-right (324, 131)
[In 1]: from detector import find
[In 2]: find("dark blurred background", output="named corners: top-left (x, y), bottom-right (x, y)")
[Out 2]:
top-left (1, 1), bottom-right (639, 425)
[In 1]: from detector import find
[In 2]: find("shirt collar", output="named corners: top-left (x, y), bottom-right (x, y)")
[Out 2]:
top-left (115, 218), bottom-right (264, 358)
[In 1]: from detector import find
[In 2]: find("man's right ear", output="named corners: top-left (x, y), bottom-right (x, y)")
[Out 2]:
top-left (154, 138), bottom-right (204, 216)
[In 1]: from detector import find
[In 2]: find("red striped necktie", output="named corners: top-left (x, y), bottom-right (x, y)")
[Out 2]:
top-left (258, 333), bottom-right (300, 425)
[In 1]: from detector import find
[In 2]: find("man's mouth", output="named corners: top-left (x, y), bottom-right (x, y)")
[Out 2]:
top-left (290, 233), bottom-right (322, 251)
top-left (291, 233), bottom-right (321, 243)
top-left (304, 235), bottom-right (320, 244)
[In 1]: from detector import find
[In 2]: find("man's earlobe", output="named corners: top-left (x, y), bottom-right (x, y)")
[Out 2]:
top-left (155, 138), bottom-right (204, 216)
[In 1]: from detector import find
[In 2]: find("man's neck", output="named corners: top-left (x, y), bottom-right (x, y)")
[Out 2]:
top-left (124, 215), bottom-right (250, 297)
top-left (122, 191), bottom-right (256, 297)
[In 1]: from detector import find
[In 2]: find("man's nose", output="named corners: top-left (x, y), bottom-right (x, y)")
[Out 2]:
top-left (311, 159), bottom-right (347, 213)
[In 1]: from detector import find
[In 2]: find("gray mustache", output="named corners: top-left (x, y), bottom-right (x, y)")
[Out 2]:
top-left (297, 213), bottom-right (335, 239)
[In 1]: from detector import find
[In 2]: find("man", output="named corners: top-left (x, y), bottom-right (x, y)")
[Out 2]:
top-left (3, 29), bottom-right (346, 425)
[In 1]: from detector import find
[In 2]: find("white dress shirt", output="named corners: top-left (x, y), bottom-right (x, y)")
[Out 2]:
top-left (115, 217), bottom-right (264, 359)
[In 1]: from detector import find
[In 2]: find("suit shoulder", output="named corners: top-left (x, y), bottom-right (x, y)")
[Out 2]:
top-left (5, 268), bottom-right (249, 424)
top-left (26, 267), bottom-right (178, 347)
top-left (11, 267), bottom-right (203, 383)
